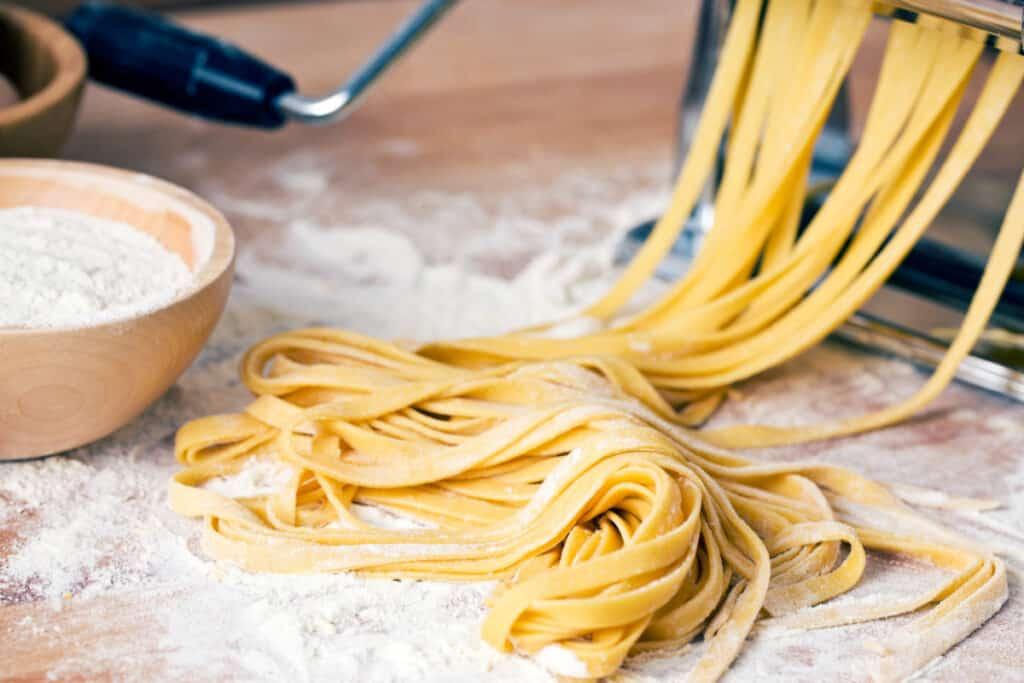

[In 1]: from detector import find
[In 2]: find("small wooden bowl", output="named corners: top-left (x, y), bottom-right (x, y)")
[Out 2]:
top-left (0, 159), bottom-right (235, 460)
top-left (0, 5), bottom-right (87, 157)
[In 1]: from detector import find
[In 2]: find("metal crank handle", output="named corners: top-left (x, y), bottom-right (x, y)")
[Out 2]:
top-left (66, 0), bottom-right (459, 129)
top-left (276, 0), bottom-right (459, 124)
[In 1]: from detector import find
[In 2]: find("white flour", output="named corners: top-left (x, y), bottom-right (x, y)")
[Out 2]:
top-left (532, 644), bottom-right (591, 678)
top-left (225, 159), bottom-right (670, 340)
top-left (2, 154), bottom-right (1023, 682)
top-left (0, 206), bottom-right (193, 329)
top-left (202, 458), bottom-right (296, 499)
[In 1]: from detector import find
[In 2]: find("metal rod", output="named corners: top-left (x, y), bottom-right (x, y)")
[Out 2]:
top-left (676, 0), bottom-right (731, 177)
top-left (276, 0), bottom-right (460, 124)
top-left (885, 0), bottom-right (1024, 42)
top-left (836, 313), bottom-right (1024, 401)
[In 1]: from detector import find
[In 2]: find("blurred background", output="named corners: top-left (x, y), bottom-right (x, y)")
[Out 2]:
top-left (33, 0), bottom-right (229, 12)
top-left (6, 0), bottom-right (1023, 330)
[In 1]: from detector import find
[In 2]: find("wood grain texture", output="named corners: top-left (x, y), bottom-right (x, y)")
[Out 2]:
top-left (22, 0), bottom-right (330, 18)
top-left (0, 4), bottom-right (85, 157)
top-left (0, 160), bottom-right (234, 460)
top-left (0, 1), bottom-right (1021, 680)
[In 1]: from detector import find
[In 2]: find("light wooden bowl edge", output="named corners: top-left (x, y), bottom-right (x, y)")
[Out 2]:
top-left (0, 5), bottom-right (86, 133)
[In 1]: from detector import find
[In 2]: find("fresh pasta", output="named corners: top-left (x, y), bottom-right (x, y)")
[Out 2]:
top-left (171, 2), bottom-right (1020, 680)
top-left (171, 335), bottom-right (1006, 679)
top-left (422, 1), bottom-right (1024, 448)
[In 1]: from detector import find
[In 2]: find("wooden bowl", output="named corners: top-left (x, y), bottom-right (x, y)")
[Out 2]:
top-left (0, 159), bottom-right (235, 460)
top-left (0, 5), bottom-right (86, 157)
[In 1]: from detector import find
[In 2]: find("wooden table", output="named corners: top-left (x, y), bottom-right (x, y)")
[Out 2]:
top-left (3, 2), bottom-right (1023, 681)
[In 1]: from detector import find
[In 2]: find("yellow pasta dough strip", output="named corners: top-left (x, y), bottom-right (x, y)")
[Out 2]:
top-left (171, 342), bottom-right (1006, 679)
top-left (170, 3), bottom-right (1020, 680)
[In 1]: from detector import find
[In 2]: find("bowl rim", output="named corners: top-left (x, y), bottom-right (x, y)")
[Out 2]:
top-left (0, 158), bottom-right (236, 336)
top-left (0, 4), bottom-right (87, 127)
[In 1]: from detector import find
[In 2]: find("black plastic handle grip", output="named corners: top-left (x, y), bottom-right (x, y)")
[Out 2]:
top-left (66, 1), bottom-right (295, 128)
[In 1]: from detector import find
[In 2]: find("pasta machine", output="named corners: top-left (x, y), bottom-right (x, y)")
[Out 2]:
top-left (623, 0), bottom-right (1024, 264)
top-left (616, 0), bottom-right (1024, 399)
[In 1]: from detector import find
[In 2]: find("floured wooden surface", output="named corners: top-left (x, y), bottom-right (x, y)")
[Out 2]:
top-left (3, 277), bottom-right (1023, 682)
top-left (3, 1), bottom-right (1024, 680)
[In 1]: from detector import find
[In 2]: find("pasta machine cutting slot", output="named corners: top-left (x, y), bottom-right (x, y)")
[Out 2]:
top-left (616, 0), bottom-right (1024, 400)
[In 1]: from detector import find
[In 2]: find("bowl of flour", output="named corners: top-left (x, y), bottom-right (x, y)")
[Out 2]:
top-left (0, 159), bottom-right (234, 459)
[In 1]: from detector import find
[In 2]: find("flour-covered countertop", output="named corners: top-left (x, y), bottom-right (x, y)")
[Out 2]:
top-left (3, 2), bottom-right (1024, 681)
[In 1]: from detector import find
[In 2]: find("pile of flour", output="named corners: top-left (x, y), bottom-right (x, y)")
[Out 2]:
top-left (0, 206), bottom-right (193, 329)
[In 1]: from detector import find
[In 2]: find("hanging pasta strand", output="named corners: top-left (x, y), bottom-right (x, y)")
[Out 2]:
top-left (416, 15), bottom-right (1023, 451)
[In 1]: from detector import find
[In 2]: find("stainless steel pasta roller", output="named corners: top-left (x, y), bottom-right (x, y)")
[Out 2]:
top-left (885, 0), bottom-right (1024, 44)
top-left (616, 0), bottom-right (1024, 400)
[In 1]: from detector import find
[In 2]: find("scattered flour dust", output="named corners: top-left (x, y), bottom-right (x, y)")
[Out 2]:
top-left (233, 218), bottom-right (624, 340)
top-left (203, 457), bottom-right (296, 499)
top-left (532, 644), bottom-right (590, 678)
top-left (0, 206), bottom-right (194, 329)
top-left (2, 152), bottom-right (1023, 682)
top-left (1005, 450), bottom-right (1024, 529)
